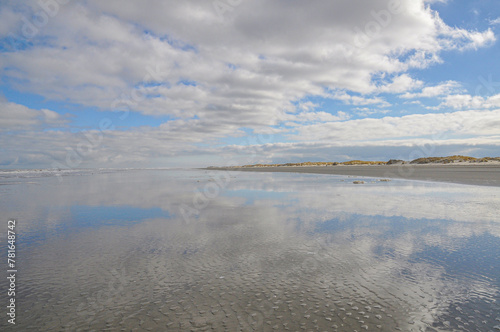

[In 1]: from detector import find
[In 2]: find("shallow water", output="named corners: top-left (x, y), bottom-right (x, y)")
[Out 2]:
top-left (0, 169), bottom-right (499, 331)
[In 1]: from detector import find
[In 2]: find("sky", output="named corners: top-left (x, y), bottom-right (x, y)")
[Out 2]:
top-left (1, 0), bottom-right (500, 169)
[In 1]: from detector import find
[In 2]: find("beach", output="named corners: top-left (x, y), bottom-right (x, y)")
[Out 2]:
top-left (1, 169), bottom-right (500, 331)
top-left (208, 164), bottom-right (500, 187)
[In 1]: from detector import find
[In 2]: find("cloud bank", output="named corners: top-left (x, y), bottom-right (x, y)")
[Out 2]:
top-left (0, 0), bottom-right (498, 168)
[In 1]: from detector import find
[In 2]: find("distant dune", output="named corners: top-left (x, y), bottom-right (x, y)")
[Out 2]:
top-left (208, 155), bottom-right (500, 169)
top-left (206, 155), bottom-right (500, 186)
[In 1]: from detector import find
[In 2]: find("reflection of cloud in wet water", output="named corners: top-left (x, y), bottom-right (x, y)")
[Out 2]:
top-left (1, 170), bottom-right (499, 330)
top-left (233, 174), bottom-right (500, 224)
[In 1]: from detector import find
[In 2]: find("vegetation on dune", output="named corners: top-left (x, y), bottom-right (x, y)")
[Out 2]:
top-left (241, 161), bottom-right (338, 167)
top-left (409, 155), bottom-right (500, 164)
top-left (341, 160), bottom-right (386, 165)
top-left (386, 159), bottom-right (406, 165)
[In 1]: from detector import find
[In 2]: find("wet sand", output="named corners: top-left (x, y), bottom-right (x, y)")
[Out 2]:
top-left (2, 169), bottom-right (500, 331)
top-left (208, 164), bottom-right (500, 187)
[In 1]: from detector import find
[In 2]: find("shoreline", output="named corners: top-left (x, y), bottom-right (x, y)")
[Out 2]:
top-left (206, 164), bottom-right (500, 187)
